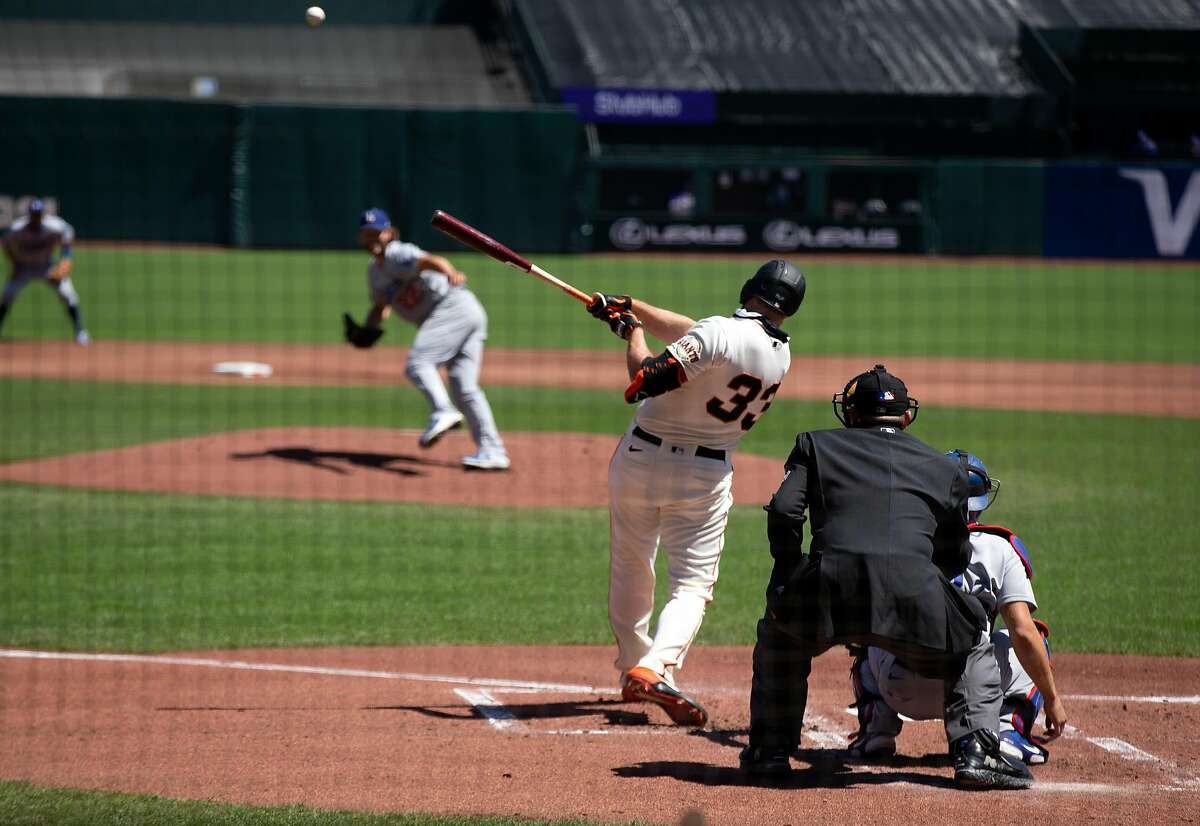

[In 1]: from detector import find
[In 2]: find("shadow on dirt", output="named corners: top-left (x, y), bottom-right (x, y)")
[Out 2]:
top-left (367, 698), bottom-right (653, 726)
top-left (613, 754), bottom-right (958, 789)
top-left (230, 446), bottom-right (458, 476)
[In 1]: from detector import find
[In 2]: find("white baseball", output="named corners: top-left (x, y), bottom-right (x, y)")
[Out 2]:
top-left (305, 6), bottom-right (326, 26)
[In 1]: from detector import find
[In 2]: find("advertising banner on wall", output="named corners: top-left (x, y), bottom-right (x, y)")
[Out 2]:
top-left (561, 88), bottom-right (716, 125)
top-left (595, 217), bottom-right (922, 253)
top-left (1044, 164), bottom-right (1200, 259)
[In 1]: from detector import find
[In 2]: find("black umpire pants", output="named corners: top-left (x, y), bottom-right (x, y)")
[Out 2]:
top-left (748, 556), bottom-right (1002, 752)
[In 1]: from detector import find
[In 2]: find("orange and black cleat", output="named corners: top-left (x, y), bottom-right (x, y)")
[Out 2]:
top-left (621, 666), bottom-right (708, 727)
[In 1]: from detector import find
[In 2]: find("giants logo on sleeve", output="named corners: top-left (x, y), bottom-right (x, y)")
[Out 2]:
top-left (671, 334), bottom-right (703, 363)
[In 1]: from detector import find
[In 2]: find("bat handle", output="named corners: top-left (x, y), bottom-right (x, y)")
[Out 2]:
top-left (529, 264), bottom-right (592, 304)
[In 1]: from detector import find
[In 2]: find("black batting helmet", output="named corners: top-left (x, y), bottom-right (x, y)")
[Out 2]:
top-left (832, 363), bottom-right (920, 426)
top-left (740, 259), bottom-right (805, 317)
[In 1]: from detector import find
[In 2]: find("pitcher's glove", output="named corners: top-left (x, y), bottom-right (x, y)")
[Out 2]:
top-left (587, 292), bottom-right (632, 320)
top-left (343, 312), bottom-right (384, 349)
top-left (604, 309), bottom-right (642, 341)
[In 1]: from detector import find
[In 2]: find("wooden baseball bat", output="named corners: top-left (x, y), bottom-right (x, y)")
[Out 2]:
top-left (430, 210), bottom-right (592, 304)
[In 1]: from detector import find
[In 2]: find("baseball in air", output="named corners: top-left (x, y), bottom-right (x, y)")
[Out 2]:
top-left (305, 6), bottom-right (326, 26)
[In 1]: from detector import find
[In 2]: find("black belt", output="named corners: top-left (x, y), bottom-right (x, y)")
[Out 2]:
top-left (632, 426), bottom-right (726, 461)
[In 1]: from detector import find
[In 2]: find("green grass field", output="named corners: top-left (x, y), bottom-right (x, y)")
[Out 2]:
top-left (2, 247), bottom-right (1198, 361)
top-left (2, 248), bottom-right (1198, 825)
top-left (0, 782), bottom-right (634, 826)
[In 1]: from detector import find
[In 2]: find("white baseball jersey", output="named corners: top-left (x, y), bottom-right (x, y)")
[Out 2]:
top-left (955, 529), bottom-right (1038, 626)
top-left (4, 215), bottom-right (74, 271)
top-left (367, 240), bottom-right (453, 326)
top-left (633, 311), bottom-right (792, 452)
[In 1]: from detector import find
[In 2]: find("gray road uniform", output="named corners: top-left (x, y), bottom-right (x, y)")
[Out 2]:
top-left (853, 526), bottom-right (1048, 758)
top-left (368, 240), bottom-right (505, 457)
top-left (2, 214), bottom-right (88, 342)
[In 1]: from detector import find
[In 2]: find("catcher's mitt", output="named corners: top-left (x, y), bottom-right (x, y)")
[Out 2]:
top-left (343, 312), bottom-right (384, 349)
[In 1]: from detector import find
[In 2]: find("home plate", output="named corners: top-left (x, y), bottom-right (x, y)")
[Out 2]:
top-left (213, 361), bottom-right (273, 379)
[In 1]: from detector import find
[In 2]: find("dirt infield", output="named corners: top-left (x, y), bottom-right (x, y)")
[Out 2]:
top-left (3, 340), bottom-right (1198, 418)
top-left (1, 646), bottom-right (1196, 825)
top-left (0, 426), bottom-right (785, 507)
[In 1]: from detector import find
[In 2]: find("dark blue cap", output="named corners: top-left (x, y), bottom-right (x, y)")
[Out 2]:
top-left (28, 198), bottom-right (45, 214)
top-left (359, 208), bottom-right (390, 230)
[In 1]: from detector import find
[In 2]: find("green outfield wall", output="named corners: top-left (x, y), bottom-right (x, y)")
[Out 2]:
top-left (0, 97), bottom-right (580, 251)
top-left (1, 95), bottom-right (1058, 255)
top-left (579, 154), bottom-right (1046, 256)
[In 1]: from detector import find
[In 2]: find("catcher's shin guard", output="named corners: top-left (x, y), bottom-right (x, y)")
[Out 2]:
top-left (847, 650), bottom-right (899, 759)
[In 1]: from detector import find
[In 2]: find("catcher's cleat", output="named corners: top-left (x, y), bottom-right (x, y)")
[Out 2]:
top-left (739, 744), bottom-right (792, 778)
top-left (621, 666), bottom-right (708, 727)
top-left (419, 411), bottom-right (464, 448)
top-left (999, 730), bottom-right (1049, 765)
top-left (952, 730), bottom-right (1034, 790)
top-left (845, 730), bottom-right (897, 761)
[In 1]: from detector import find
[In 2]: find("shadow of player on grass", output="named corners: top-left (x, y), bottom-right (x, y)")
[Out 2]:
top-left (231, 446), bottom-right (458, 476)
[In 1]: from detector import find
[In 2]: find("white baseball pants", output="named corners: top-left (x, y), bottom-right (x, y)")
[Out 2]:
top-left (404, 289), bottom-right (504, 454)
top-left (607, 427), bottom-right (733, 685)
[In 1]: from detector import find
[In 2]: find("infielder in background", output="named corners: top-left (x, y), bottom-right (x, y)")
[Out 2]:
top-left (848, 449), bottom-right (1067, 765)
top-left (588, 259), bottom-right (805, 726)
top-left (0, 199), bottom-right (90, 345)
top-left (343, 208), bottom-right (509, 471)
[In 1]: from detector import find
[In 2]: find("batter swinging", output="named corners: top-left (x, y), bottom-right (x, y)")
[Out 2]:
top-left (589, 260), bottom-right (805, 726)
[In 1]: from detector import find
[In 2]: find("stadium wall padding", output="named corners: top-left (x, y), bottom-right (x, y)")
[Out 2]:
top-left (935, 160), bottom-right (1045, 256)
top-left (0, 97), bottom-right (581, 252)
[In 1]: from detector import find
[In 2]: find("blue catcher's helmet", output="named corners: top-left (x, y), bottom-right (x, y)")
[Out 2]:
top-left (947, 449), bottom-right (1000, 514)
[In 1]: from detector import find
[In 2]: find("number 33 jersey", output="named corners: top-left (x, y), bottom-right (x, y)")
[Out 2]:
top-left (633, 312), bottom-right (791, 453)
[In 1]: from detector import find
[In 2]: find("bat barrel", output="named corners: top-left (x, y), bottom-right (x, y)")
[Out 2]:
top-left (431, 210), bottom-right (533, 272)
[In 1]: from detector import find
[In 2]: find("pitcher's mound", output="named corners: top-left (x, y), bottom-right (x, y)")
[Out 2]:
top-left (0, 427), bottom-right (786, 508)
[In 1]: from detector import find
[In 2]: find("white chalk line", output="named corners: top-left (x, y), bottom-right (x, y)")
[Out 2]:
top-left (1063, 725), bottom-right (1200, 791)
top-left (0, 648), bottom-right (616, 695)
top-left (1065, 694), bottom-right (1200, 704)
top-left (803, 713), bottom-right (849, 748)
top-left (454, 689), bottom-right (522, 731)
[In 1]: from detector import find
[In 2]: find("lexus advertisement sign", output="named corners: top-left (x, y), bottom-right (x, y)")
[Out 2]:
top-left (597, 217), bottom-right (922, 253)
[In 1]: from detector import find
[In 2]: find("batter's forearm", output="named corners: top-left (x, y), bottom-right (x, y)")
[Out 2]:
top-left (630, 299), bottom-right (694, 342)
top-left (625, 329), bottom-right (651, 379)
top-left (1011, 626), bottom-right (1059, 701)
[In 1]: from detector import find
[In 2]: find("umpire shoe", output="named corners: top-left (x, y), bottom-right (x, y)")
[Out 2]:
top-left (419, 411), bottom-right (463, 448)
top-left (739, 744), bottom-right (792, 778)
top-left (952, 730), bottom-right (1035, 790)
top-left (621, 666), bottom-right (708, 727)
